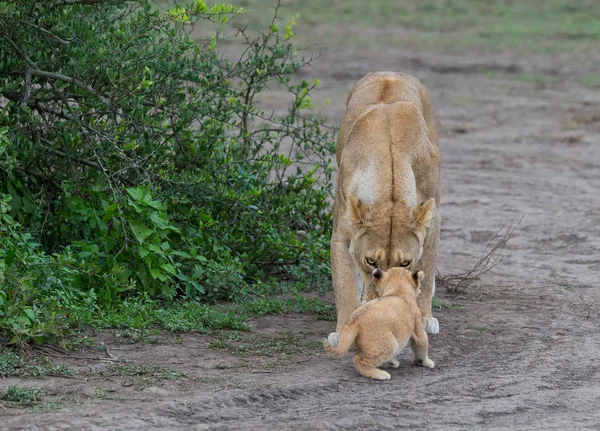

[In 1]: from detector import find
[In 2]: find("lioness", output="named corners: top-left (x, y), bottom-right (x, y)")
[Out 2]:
top-left (331, 71), bottom-right (441, 335)
top-left (323, 267), bottom-right (434, 380)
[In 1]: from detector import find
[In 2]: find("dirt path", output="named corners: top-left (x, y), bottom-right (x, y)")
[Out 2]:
top-left (2, 48), bottom-right (600, 430)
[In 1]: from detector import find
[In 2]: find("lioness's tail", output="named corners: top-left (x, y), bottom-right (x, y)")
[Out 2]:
top-left (322, 325), bottom-right (358, 356)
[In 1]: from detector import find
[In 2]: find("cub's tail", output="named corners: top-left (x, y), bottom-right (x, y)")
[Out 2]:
top-left (322, 325), bottom-right (358, 356)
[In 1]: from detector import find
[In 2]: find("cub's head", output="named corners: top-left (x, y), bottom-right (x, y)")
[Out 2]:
top-left (346, 195), bottom-right (435, 293)
top-left (373, 267), bottom-right (424, 298)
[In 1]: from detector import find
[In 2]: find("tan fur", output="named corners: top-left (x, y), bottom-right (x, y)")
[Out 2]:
top-left (323, 268), bottom-right (434, 380)
top-left (331, 72), bottom-right (441, 335)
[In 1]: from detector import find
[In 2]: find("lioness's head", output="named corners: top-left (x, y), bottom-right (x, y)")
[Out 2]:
top-left (373, 267), bottom-right (424, 298)
top-left (346, 195), bottom-right (435, 296)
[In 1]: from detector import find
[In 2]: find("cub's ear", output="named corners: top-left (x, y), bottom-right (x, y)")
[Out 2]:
top-left (373, 268), bottom-right (384, 280)
top-left (412, 270), bottom-right (424, 283)
top-left (347, 195), bottom-right (370, 225)
top-left (412, 271), bottom-right (424, 294)
top-left (413, 198), bottom-right (436, 231)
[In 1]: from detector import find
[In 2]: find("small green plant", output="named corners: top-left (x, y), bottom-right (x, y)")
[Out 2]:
top-left (1, 386), bottom-right (41, 407)
top-left (230, 296), bottom-right (335, 321)
top-left (0, 351), bottom-right (76, 378)
top-left (92, 386), bottom-right (118, 400)
top-left (207, 331), bottom-right (321, 357)
top-left (580, 75), bottom-right (600, 87)
top-left (105, 363), bottom-right (183, 389)
top-left (468, 326), bottom-right (488, 339)
top-left (112, 328), bottom-right (161, 344)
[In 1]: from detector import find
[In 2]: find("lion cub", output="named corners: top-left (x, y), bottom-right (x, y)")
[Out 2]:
top-left (323, 267), bottom-right (434, 380)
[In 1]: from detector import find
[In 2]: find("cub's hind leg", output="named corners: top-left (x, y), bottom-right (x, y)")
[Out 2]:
top-left (353, 355), bottom-right (390, 380)
top-left (381, 339), bottom-right (407, 368)
top-left (381, 357), bottom-right (400, 368)
top-left (410, 324), bottom-right (435, 368)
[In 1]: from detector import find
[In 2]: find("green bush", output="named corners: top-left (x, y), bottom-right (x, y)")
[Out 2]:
top-left (0, 0), bottom-right (335, 344)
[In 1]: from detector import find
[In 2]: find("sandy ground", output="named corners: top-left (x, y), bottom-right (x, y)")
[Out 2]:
top-left (2, 45), bottom-right (600, 430)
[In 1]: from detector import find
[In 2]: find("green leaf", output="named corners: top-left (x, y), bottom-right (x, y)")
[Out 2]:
top-left (160, 263), bottom-right (176, 275)
top-left (24, 308), bottom-right (36, 322)
top-left (129, 221), bottom-right (153, 244)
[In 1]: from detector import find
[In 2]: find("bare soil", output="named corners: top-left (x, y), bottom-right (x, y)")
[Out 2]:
top-left (2, 47), bottom-right (600, 430)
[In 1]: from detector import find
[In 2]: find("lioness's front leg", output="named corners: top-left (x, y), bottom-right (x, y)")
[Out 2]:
top-left (416, 208), bottom-right (440, 335)
top-left (331, 233), bottom-right (361, 333)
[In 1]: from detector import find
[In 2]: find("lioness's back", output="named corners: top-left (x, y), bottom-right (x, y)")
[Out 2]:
top-left (346, 72), bottom-right (425, 109)
top-left (337, 72), bottom-right (438, 163)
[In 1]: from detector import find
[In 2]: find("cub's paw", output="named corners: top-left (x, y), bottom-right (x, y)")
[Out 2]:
top-left (382, 358), bottom-right (400, 369)
top-left (327, 332), bottom-right (340, 348)
top-left (422, 316), bottom-right (439, 335)
top-left (370, 370), bottom-right (391, 380)
top-left (415, 357), bottom-right (435, 368)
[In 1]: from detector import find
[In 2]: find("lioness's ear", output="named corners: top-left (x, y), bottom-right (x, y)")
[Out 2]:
top-left (347, 195), bottom-right (370, 225)
top-left (413, 198), bottom-right (436, 231)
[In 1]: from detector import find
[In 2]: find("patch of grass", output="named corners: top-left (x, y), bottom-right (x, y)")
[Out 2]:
top-left (87, 298), bottom-right (250, 333)
top-left (46, 364), bottom-right (76, 377)
top-left (206, 331), bottom-right (243, 349)
top-left (105, 364), bottom-right (183, 389)
top-left (431, 298), bottom-right (468, 311)
top-left (230, 296), bottom-right (336, 321)
top-left (162, 0), bottom-right (600, 54)
top-left (207, 331), bottom-right (322, 358)
top-left (197, 376), bottom-right (227, 384)
top-left (92, 386), bottom-right (118, 400)
top-left (0, 386), bottom-right (41, 407)
top-left (108, 363), bottom-right (182, 380)
top-left (32, 393), bottom-right (81, 412)
top-left (468, 326), bottom-right (488, 339)
top-left (514, 73), bottom-right (561, 87)
top-left (214, 363), bottom-right (233, 370)
top-left (112, 328), bottom-right (161, 344)
top-left (0, 351), bottom-right (76, 378)
top-left (63, 335), bottom-right (103, 351)
top-left (580, 75), bottom-right (600, 87)
top-left (58, 294), bottom-right (333, 347)
top-left (154, 303), bottom-right (249, 332)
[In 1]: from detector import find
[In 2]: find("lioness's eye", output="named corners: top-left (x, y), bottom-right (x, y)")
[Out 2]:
top-left (365, 257), bottom-right (376, 267)
top-left (399, 260), bottom-right (412, 267)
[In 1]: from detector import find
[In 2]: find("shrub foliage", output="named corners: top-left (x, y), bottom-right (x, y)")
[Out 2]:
top-left (0, 0), bottom-right (335, 344)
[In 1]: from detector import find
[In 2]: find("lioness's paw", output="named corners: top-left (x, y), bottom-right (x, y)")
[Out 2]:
top-left (415, 357), bottom-right (435, 368)
top-left (327, 332), bottom-right (340, 348)
top-left (422, 316), bottom-right (439, 335)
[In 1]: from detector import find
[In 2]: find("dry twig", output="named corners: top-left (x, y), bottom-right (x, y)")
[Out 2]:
top-left (437, 217), bottom-right (523, 293)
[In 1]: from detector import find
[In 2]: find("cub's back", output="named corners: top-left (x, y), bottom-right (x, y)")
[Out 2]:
top-left (350, 296), bottom-right (414, 333)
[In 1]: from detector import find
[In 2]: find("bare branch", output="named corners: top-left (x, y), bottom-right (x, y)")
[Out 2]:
top-left (437, 217), bottom-right (524, 293)
top-left (4, 33), bottom-right (111, 107)
top-left (29, 69), bottom-right (111, 107)
top-left (40, 140), bottom-right (102, 171)
top-left (21, 63), bottom-right (31, 105)
top-left (19, 21), bottom-right (70, 45)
